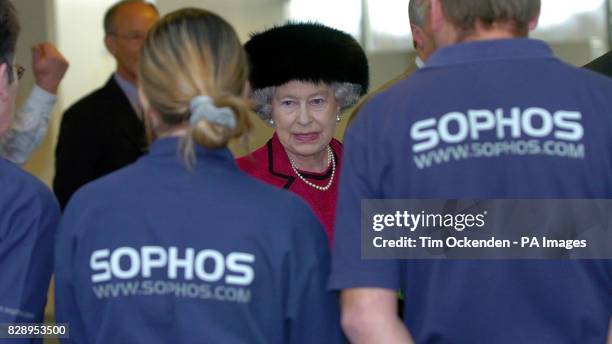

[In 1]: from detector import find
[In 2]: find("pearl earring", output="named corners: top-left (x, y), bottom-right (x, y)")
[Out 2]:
top-left (336, 114), bottom-right (341, 122)
top-left (268, 118), bottom-right (275, 126)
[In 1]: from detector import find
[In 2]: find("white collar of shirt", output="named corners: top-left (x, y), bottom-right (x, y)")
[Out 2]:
top-left (415, 56), bottom-right (425, 69)
top-left (113, 73), bottom-right (140, 115)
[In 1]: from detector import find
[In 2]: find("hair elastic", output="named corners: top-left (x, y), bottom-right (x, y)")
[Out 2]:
top-left (189, 95), bottom-right (236, 129)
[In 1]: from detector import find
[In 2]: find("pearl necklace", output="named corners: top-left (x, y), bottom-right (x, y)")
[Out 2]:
top-left (288, 147), bottom-right (336, 191)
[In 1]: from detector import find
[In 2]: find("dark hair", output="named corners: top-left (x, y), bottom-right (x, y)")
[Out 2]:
top-left (0, 0), bottom-right (19, 83)
top-left (103, 0), bottom-right (158, 34)
top-left (440, 0), bottom-right (541, 37)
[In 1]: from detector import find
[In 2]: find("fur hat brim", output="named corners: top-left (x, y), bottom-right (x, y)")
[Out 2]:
top-left (245, 22), bottom-right (369, 94)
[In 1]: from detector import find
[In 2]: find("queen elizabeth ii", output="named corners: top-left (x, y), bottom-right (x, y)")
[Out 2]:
top-left (237, 22), bottom-right (369, 246)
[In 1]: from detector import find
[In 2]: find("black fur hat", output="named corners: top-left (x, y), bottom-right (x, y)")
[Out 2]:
top-left (245, 22), bottom-right (369, 94)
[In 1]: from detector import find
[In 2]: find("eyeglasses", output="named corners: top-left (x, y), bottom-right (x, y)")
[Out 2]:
top-left (108, 32), bottom-right (147, 43)
top-left (15, 64), bottom-right (25, 81)
top-left (5, 63), bottom-right (24, 83)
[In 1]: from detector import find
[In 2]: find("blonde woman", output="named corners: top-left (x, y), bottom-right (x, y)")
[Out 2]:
top-left (54, 9), bottom-right (341, 343)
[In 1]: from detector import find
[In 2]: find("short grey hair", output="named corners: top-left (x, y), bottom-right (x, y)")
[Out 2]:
top-left (409, 0), bottom-right (430, 28)
top-left (251, 82), bottom-right (363, 121)
top-left (439, 0), bottom-right (540, 37)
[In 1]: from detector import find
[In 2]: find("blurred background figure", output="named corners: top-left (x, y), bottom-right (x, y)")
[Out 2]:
top-left (0, 0), bottom-right (60, 337)
top-left (53, 0), bottom-right (159, 210)
top-left (55, 8), bottom-right (342, 343)
top-left (0, 42), bottom-right (68, 165)
top-left (348, 0), bottom-right (433, 124)
top-left (237, 23), bottom-right (369, 246)
top-left (584, 50), bottom-right (612, 78)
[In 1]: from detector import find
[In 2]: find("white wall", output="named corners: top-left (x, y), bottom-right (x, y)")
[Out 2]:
top-left (55, 0), bottom-right (119, 108)
top-left (155, 0), bottom-right (287, 42)
top-left (14, 0), bottom-right (58, 185)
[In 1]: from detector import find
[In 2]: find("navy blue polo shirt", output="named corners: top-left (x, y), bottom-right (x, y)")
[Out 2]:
top-left (0, 157), bottom-right (59, 344)
top-left (55, 137), bottom-right (342, 343)
top-left (331, 39), bottom-right (612, 343)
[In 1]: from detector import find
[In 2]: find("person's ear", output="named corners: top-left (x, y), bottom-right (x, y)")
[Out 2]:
top-left (104, 34), bottom-right (117, 57)
top-left (242, 80), bottom-right (252, 99)
top-left (138, 88), bottom-right (160, 130)
top-left (138, 87), bottom-right (149, 112)
top-left (145, 108), bottom-right (161, 133)
top-left (528, 12), bottom-right (540, 31)
top-left (411, 24), bottom-right (425, 54)
top-left (0, 63), bottom-right (10, 102)
top-left (143, 106), bottom-right (161, 143)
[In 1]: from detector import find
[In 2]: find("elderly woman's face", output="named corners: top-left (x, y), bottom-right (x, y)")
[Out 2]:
top-left (271, 80), bottom-right (339, 160)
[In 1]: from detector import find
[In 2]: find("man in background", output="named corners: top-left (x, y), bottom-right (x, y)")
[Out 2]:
top-left (54, 0), bottom-right (159, 209)
top-left (585, 50), bottom-right (612, 78)
top-left (0, 42), bottom-right (68, 165)
top-left (409, 0), bottom-right (435, 68)
top-left (347, 0), bottom-right (433, 124)
top-left (332, 0), bottom-right (612, 342)
top-left (0, 0), bottom-right (60, 334)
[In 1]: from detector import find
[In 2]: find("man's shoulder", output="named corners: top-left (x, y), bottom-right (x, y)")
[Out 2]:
top-left (531, 57), bottom-right (612, 107)
top-left (576, 64), bottom-right (612, 90)
top-left (372, 54), bottom-right (612, 105)
top-left (552, 57), bottom-right (612, 85)
top-left (62, 77), bottom-right (122, 118)
top-left (0, 158), bottom-right (59, 216)
top-left (0, 158), bottom-right (50, 194)
top-left (65, 161), bottom-right (140, 207)
top-left (354, 78), bottom-right (413, 121)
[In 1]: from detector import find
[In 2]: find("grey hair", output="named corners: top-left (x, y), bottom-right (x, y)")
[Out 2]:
top-left (251, 82), bottom-right (363, 121)
top-left (409, 0), bottom-right (430, 28)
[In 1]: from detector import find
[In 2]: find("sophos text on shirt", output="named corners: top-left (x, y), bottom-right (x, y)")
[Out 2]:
top-left (90, 246), bottom-right (254, 284)
top-left (88, 247), bottom-right (255, 302)
top-left (410, 107), bottom-right (583, 153)
top-left (409, 107), bottom-right (585, 169)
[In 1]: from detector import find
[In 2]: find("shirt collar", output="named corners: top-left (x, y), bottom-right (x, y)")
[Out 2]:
top-left (114, 73), bottom-right (140, 113)
top-left (145, 136), bottom-right (235, 168)
top-left (425, 38), bottom-right (554, 69)
top-left (415, 56), bottom-right (425, 69)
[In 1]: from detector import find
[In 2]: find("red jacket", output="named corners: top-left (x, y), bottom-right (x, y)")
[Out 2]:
top-left (236, 133), bottom-right (343, 247)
